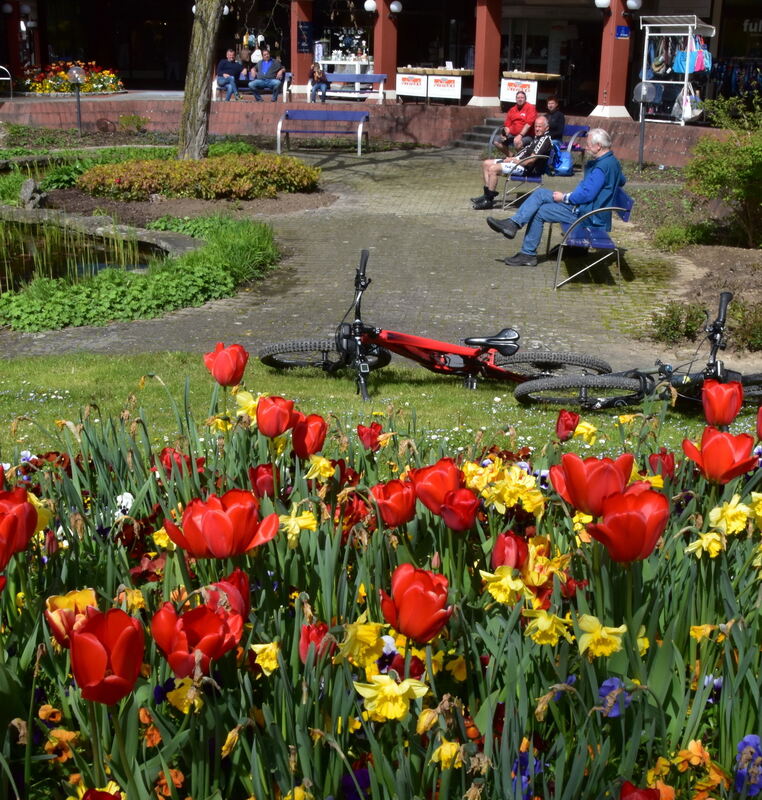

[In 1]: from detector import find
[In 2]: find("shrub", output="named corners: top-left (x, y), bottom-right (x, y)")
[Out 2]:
top-left (651, 222), bottom-right (714, 252)
top-left (733, 300), bottom-right (762, 351)
top-left (651, 301), bottom-right (705, 344)
top-left (208, 140), bottom-right (258, 157)
top-left (0, 217), bottom-right (278, 331)
top-left (77, 153), bottom-right (321, 201)
top-left (0, 168), bottom-right (26, 205)
top-left (118, 114), bottom-right (149, 133)
top-left (686, 94), bottom-right (762, 247)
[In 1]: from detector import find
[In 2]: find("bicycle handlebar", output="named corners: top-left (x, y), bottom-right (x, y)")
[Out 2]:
top-left (716, 291), bottom-right (733, 326)
top-left (358, 250), bottom-right (369, 278)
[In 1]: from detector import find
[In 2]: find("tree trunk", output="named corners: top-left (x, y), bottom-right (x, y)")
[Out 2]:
top-left (178, 0), bottom-right (225, 160)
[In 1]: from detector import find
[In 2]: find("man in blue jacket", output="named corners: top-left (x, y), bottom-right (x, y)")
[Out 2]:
top-left (249, 48), bottom-right (287, 101)
top-left (485, 128), bottom-right (625, 267)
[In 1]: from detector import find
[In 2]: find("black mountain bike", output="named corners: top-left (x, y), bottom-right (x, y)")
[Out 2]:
top-left (514, 292), bottom-right (762, 408)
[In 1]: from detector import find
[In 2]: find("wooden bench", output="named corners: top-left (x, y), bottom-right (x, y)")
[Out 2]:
top-left (306, 73), bottom-right (386, 105)
top-left (546, 187), bottom-right (634, 289)
top-left (276, 109), bottom-right (370, 156)
top-left (211, 72), bottom-right (292, 102)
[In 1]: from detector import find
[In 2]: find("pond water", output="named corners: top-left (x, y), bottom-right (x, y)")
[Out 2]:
top-left (0, 220), bottom-right (165, 292)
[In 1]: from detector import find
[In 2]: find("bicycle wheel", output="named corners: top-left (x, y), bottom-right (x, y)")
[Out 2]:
top-left (514, 374), bottom-right (643, 407)
top-left (493, 351), bottom-right (612, 379)
top-left (742, 373), bottom-right (762, 404)
top-left (260, 339), bottom-right (391, 372)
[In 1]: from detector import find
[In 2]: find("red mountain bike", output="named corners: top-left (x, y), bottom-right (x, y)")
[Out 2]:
top-left (260, 250), bottom-right (611, 400)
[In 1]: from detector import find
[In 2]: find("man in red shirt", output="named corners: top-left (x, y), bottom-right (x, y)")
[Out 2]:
top-left (496, 91), bottom-right (537, 155)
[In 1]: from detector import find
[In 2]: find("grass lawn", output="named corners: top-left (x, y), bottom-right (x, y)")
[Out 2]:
top-left (1, 353), bottom-right (757, 463)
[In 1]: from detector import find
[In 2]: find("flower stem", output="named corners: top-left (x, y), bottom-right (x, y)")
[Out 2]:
top-left (112, 708), bottom-right (141, 799)
top-left (87, 701), bottom-right (107, 787)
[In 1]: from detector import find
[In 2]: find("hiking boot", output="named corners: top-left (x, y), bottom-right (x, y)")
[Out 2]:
top-left (486, 217), bottom-right (519, 238)
top-left (504, 253), bottom-right (538, 267)
top-left (472, 196), bottom-right (495, 210)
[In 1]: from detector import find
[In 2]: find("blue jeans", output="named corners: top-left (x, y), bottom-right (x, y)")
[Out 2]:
top-left (510, 188), bottom-right (579, 256)
top-left (249, 78), bottom-right (282, 101)
top-left (310, 81), bottom-right (329, 102)
top-left (216, 76), bottom-right (238, 101)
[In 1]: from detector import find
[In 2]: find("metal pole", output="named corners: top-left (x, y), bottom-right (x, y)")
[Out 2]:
top-left (75, 84), bottom-right (82, 136)
top-left (638, 102), bottom-right (645, 171)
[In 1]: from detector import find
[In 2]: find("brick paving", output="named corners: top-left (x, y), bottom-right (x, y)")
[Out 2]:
top-left (1, 146), bottom-right (760, 372)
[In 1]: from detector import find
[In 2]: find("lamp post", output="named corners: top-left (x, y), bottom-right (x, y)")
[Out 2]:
top-left (67, 66), bottom-right (86, 136)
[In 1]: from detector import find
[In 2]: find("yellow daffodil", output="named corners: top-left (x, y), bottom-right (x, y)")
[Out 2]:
top-left (522, 536), bottom-right (570, 589)
top-left (235, 390), bottom-right (260, 419)
top-left (522, 609), bottom-right (574, 646)
top-left (750, 492), bottom-right (762, 531)
top-left (283, 785), bottom-right (314, 800)
top-left (26, 491), bottom-right (53, 534)
top-left (166, 678), bottom-right (204, 714)
top-left (577, 614), bottom-right (627, 659)
top-left (572, 511), bottom-right (593, 544)
top-left (334, 612), bottom-right (384, 668)
top-left (618, 413), bottom-right (639, 426)
top-left (15, 592), bottom-right (24, 611)
top-left (690, 624), bottom-right (717, 643)
top-left (335, 716), bottom-right (362, 734)
top-left (221, 725), bottom-right (241, 758)
top-left (152, 527), bottom-right (176, 551)
top-left (430, 737), bottom-right (463, 769)
top-left (685, 531), bottom-right (726, 559)
top-left (708, 494), bottom-right (750, 535)
top-left (353, 674), bottom-right (428, 720)
top-left (646, 756), bottom-right (672, 785)
top-left (250, 641), bottom-right (280, 676)
top-left (479, 566), bottom-right (529, 605)
top-left (279, 504), bottom-right (318, 549)
top-left (445, 656), bottom-right (467, 681)
top-left (416, 707), bottom-right (439, 734)
top-left (636, 625), bottom-right (650, 656)
top-left (356, 583), bottom-right (367, 604)
top-left (573, 420), bottom-right (598, 445)
top-left (305, 455), bottom-right (335, 482)
top-left (462, 457), bottom-right (503, 492)
top-left (117, 588), bottom-right (145, 613)
top-left (207, 415), bottom-right (232, 432)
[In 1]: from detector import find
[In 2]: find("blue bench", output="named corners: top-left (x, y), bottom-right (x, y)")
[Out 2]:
top-left (546, 187), bottom-right (634, 289)
top-left (501, 154), bottom-right (550, 209)
top-left (558, 124), bottom-right (589, 167)
top-left (276, 109), bottom-right (370, 156)
top-left (212, 72), bottom-right (293, 102)
top-left (309, 73), bottom-right (386, 105)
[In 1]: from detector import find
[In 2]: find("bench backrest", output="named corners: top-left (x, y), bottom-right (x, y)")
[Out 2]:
top-left (326, 73), bottom-right (386, 84)
top-left (283, 109), bottom-right (370, 122)
top-left (563, 124), bottom-right (589, 138)
top-left (613, 187), bottom-right (634, 222)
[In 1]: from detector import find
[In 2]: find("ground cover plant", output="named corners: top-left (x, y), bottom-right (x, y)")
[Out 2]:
top-left (1, 343), bottom-right (761, 800)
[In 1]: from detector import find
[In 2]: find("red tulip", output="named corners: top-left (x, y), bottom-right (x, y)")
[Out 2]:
top-left (549, 453), bottom-right (634, 517)
top-left (292, 413), bottom-right (328, 459)
top-left (0, 465), bottom-right (4, 489)
top-left (158, 447), bottom-right (205, 476)
top-left (555, 409), bottom-right (580, 442)
top-left (390, 652), bottom-right (425, 679)
top-left (647, 447), bottom-right (675, 480)
top-left (248, 464), bottom-right (275, 498)
top-left (83, 790), bottom-right (122, 800)
top-left (256, 396), bottom-right (296, 438)
top-left (586, 483), bottom-right (670, 562)
top-left (370, 480), bottom-right (417, 528)
top-left (620, 781), bottom-right (659, 800)
top-left (164, 489), bottom-right (279, 558)
top-left (151, 601), bottom-right (242, 678)
top-left (70, 608), bottom-right (144, 705)
top-left (682, 426), bottom-right (757, 484)
top-left (0, 488), bottom-right (37, 571)
top-left (380, 563), bottom-right (452, 644)
top-left (45, 588), bottom-right (99, 648)
top-left (410, 458), bottom-right (464, 515)
top-left (204, 567), bottom-right (250, 619)
top-left (299, 621), bottom-right (336, 664)
top-left (702, 379), bottom-right (743, 427)
top-left (203, 342), bottom-right (249, 386)
top-left (757, 406), bottom-right (762, 442)
top-left (439, 488), bottom-right (480, 531)
top-left (357, 422), bottom-right (383, 451)
top-left (491, 531), bottom-right (529, 570)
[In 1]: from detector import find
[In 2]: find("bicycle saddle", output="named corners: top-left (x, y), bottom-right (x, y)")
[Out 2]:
top-left (464, 327), bottom-right (521, 356)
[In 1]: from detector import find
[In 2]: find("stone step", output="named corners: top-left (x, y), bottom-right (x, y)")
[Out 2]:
top-left (460, 131), bottom-right (492, 143)
top-left (452, 139), bottom-right (485, 150)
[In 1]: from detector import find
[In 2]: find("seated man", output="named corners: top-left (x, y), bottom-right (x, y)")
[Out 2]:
top-left (545, 96), bottom-right (565, 141)
top-left (495, 90), bottom-right (537, 157)
top-left (249, 48), bottom-right (286, 102)
top-left (472, 115), bottom-right (553, 210)
top-left (216, 48), bottom-right (243, 102)
top-left (485, 128), bottom-right (625, 267)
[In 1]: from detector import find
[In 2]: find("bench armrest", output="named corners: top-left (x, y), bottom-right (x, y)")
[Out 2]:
top-left (558, 205), bottom-right (627, 243)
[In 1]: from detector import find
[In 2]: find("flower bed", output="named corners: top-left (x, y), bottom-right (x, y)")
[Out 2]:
top-left (17, 61), bottom-right (123, 94)
top-left (1, 347), bottom-right (761, 800)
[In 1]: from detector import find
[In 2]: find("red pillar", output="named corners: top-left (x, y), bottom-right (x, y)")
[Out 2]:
top-left (471, 0), bottom-right (501, 104)
top-left (290, 0), bottom-right (314, 85)
top-left (373, 0), bottom-right (398, 92)
top-left (4, 2), bottom-right (21, 75)
top-left (592, 0), bottom-right (633, 117)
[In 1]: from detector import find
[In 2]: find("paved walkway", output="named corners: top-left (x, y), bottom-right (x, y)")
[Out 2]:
top-left (1, 146), bottom-right (759, 372)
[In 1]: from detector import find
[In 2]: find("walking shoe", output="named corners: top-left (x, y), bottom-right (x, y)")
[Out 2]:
top-left (471, 193), bottom-right (486, 204)
top-left (472, 196), bottom-right (495, 210)
top-left (504, 253), bottom-right (538, 267)
top-left (486, 217), bottom-right (519, 238)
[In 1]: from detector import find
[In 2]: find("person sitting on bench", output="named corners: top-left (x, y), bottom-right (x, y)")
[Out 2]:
top-left (309, 62), bottom-right (329, 103)
top-left (472, 115), bottom-right (553, 210)
top-left (249, 48), bottom-right (286, 102)
top-left (216, 48), bottom-right (244, 102)
top-left (485, 127), bottom-right (625, 267)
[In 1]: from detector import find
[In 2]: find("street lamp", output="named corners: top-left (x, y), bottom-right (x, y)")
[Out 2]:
top-left (67, 66), bottom-right (86, 136)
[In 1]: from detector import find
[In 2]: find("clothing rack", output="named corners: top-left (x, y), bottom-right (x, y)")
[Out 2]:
top-left (639, 15), bottom-right (716, 126)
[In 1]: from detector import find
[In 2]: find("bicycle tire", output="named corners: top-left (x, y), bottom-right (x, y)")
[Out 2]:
top-left (493, 351), bottom-right (612, 379)
top-left (514, 373), bottom-right (643, 407)
top-left (260, 339), bottom-right (391, 372)
top-left (742, 373), bottom-right (762, 403)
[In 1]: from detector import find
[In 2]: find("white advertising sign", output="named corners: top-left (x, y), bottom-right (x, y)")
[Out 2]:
top-left (500, 79), bottom-right (538, 105)
top-left (396, 73), bottom-right (426, 97)
top-left (428, 75), bottom-right (462, 100)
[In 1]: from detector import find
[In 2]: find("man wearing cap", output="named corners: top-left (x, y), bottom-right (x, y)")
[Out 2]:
top-left (249, 48), bottom-right (287, 101)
